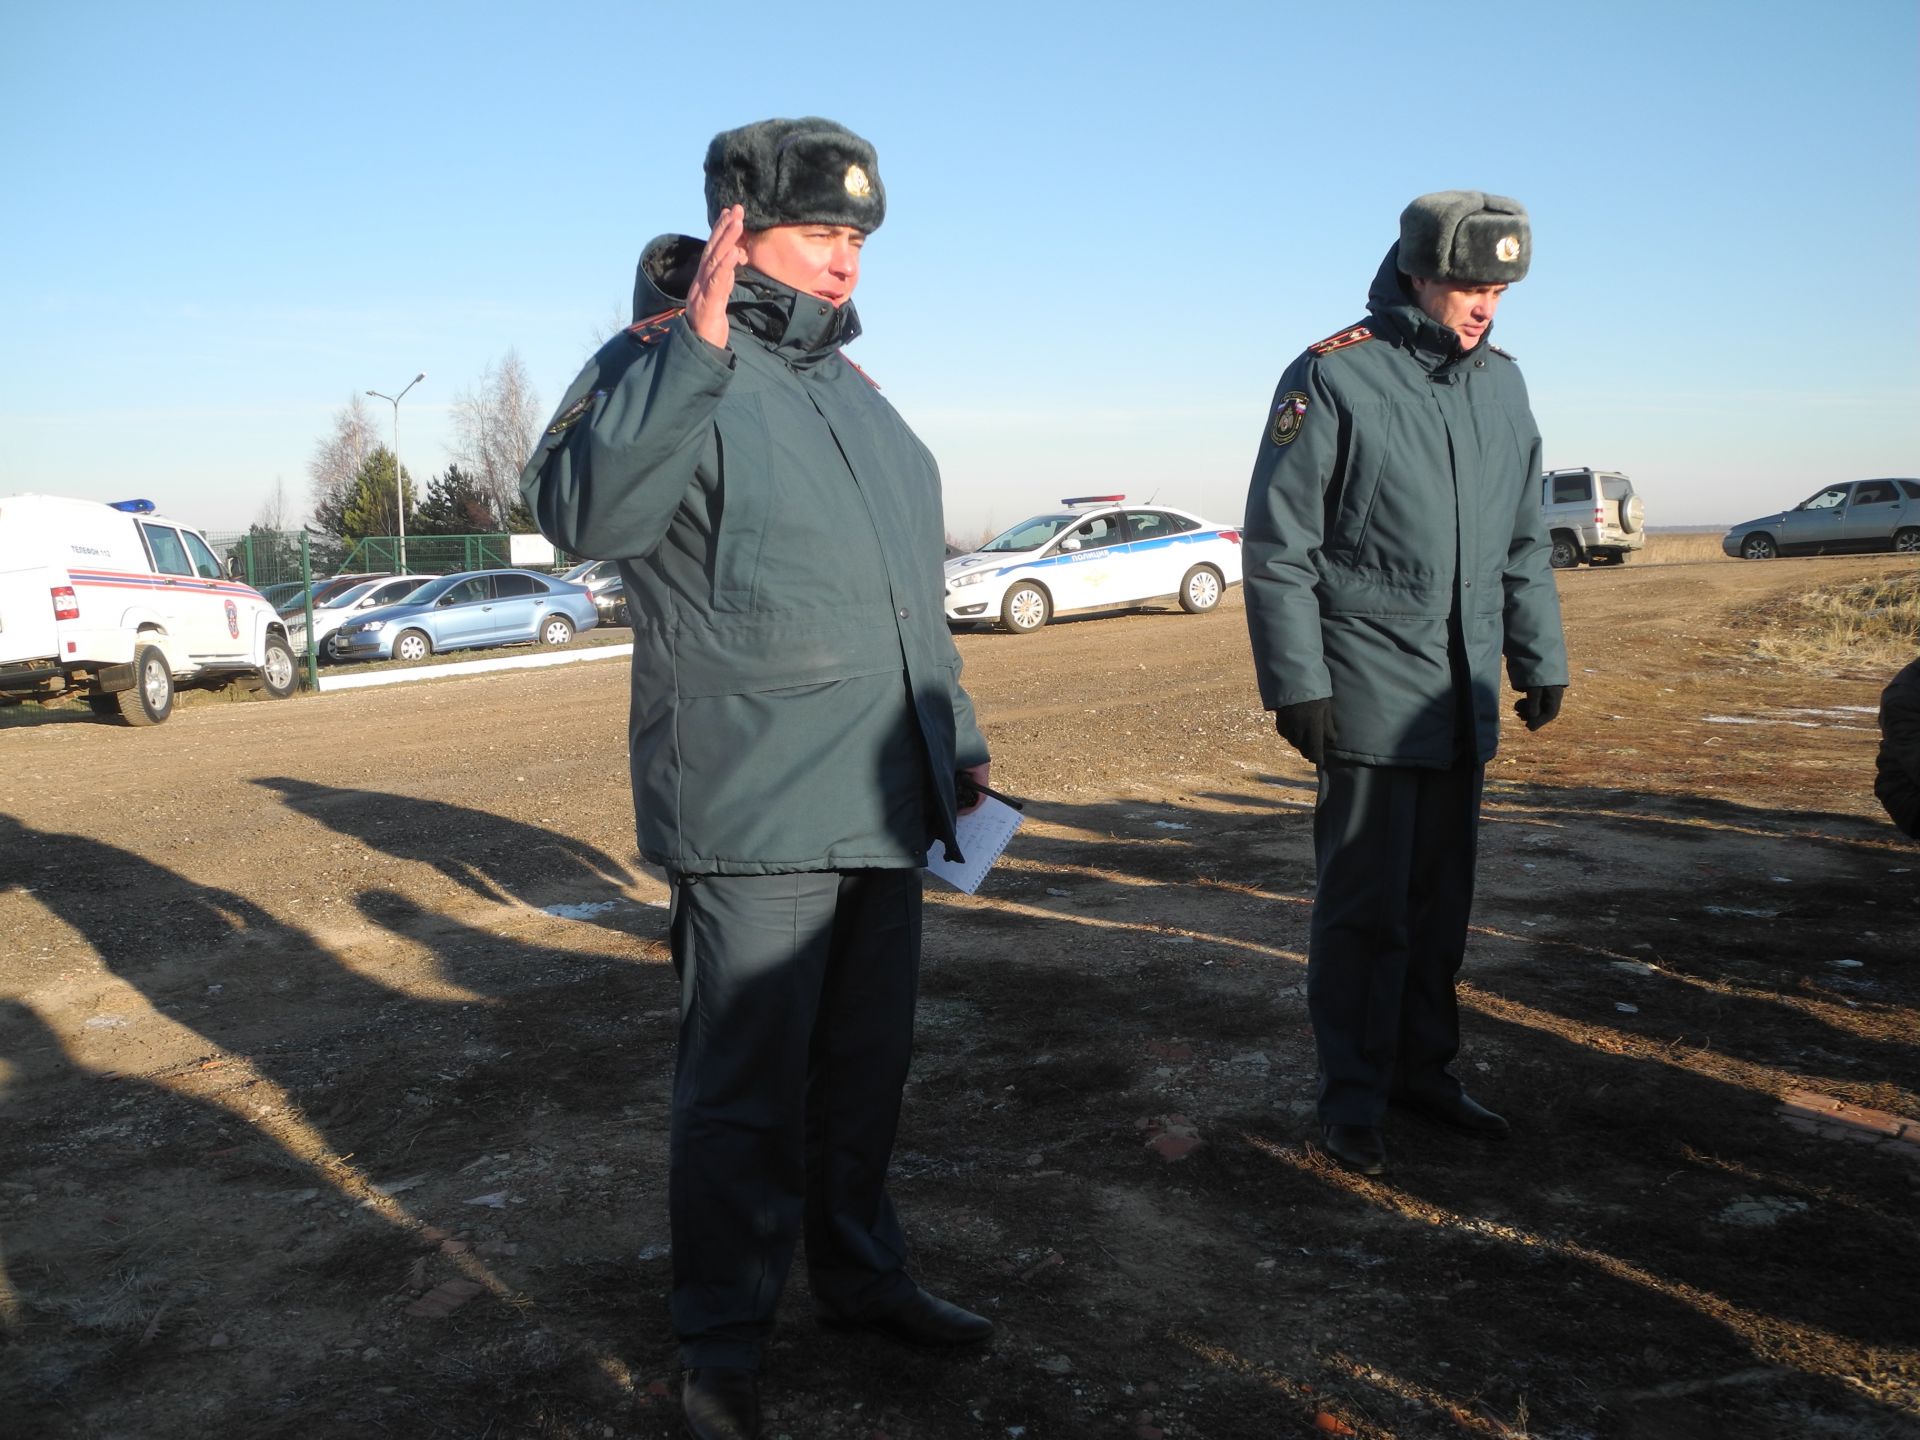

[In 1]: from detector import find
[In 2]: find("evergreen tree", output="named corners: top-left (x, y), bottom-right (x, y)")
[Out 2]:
top-left (227, 523), bottom-right (304, 587)
top-left (415, 463), bottom-right (498, 535)
top-left (340, 447), bottom-right (418, 542)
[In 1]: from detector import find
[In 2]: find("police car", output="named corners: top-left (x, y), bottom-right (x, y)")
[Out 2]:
top-left (0, 494), bottom-right (296, 725)
top-left (944, 497), bottom-right (1243, 633)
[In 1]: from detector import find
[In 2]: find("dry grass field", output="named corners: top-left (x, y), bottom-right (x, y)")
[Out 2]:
top-left (3, 553), bottom-right (1917, 1439)
top-left (1638, 530), bottom-right (1732, 565)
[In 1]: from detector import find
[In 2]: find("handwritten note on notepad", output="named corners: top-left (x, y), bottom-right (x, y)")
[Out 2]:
top-left (923, 795), bottom-right (1023, 894)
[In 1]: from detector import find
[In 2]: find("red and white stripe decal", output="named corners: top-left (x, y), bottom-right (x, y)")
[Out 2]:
top-left (66, 567), bottom-right (263, 600)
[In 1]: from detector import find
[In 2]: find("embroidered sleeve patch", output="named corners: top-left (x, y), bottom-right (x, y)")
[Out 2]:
top-left (1270, 391), bottom-right (1309, 446)
top-left (546, 389), bottom-right (605, 436)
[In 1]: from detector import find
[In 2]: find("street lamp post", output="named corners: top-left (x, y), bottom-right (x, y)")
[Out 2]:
top-left (366, 372), bottom-right (425, 571)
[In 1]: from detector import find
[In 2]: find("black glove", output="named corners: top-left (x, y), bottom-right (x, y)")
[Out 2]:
top-left (1514, 684), bottom-right (1566, 732)
top-left (1273, 698), bottom-right (1335, 766)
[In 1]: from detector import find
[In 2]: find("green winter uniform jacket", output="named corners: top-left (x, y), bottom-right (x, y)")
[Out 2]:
top-left (520, 235), bottom-right (988, 875)
top-left (1875, 656), bottom-right (1920, 839)
top-left (1242, 244), bottom-right (1569, 767)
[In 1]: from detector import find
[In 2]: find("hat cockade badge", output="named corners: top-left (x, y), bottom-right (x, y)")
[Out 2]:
top-left (1495, 235), bottom-right (1521, 263)
top-left (844, 164), bottom-right (873, 199)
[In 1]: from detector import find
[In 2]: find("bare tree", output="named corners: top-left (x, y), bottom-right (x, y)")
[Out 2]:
top-left (581, 305), bottom-right (629, 362)
top-left (451, 350), bottom-right (542, 528)
top-left (308, 395), bottom-right (380, 536)
top-left (255, 476), bottom-right (292, 531)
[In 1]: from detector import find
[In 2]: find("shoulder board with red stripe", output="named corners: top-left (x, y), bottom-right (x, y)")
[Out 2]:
top-left (841, 355), bottom-right (881, 390)
top-left (1308, 324), bottom-right (1373, 357)
top-left (627, 307), bottom-right (686, 345)
top-left (1487, 343), bottom-right (1517, 362)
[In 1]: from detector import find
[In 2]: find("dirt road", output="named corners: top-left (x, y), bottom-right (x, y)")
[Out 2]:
top-left (4, 556), bottom-right (1916, 1439)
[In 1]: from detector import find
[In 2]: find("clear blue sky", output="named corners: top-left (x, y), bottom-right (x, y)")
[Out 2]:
top-left (3, 1), bottom-right (1915, 539)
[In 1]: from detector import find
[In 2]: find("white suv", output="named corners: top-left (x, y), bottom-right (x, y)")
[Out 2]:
top-left (0, 494), bottom-right (297, 725)
top-left (1540, 468), bottom-right (1646, 568)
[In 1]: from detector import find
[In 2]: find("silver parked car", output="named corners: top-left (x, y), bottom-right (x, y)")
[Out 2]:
top-left (1723, 479), bottom-right (1920, 559)
top-left (285, 574), bottom-right (435, 661)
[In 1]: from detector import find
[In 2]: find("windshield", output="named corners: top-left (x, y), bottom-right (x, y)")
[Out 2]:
top-left (275, 583), bottom-right (327, 616)
top-left (393, 575), bottom-right (459, 605)
top-left (318, 579), bottom-right (389, 609)
top-left (977, 514), bottom-right (1079, 554)
top-left (561, 561), bottom-right (597, 584)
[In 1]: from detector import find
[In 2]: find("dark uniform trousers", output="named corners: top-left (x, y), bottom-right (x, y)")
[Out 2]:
top-left (667, 867), bottom-right (922, 1370)
top-left (1308, 760), bottom-right (1486, 1125)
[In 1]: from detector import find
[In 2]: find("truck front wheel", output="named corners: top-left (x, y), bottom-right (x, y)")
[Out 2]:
top-left (259, 634), bottom-right (297, 698)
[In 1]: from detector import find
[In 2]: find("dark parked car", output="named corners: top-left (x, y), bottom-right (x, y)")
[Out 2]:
top-left (559, 558), bottom-right (628, 626)
top-left (1723, 479), bottom-right (1920, 559)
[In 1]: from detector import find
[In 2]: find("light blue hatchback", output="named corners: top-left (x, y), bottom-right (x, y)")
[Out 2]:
top-left (331, 568), bottom-right (598, 663)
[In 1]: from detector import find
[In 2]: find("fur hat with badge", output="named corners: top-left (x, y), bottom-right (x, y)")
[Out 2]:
top-left (1398, 190), bottom-right (1529, 284)
top-left (704, 117), bottom-right (886, 234)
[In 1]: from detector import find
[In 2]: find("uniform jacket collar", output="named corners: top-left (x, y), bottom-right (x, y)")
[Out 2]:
top-left (635, 233), bottom-right (862, 370)
top-left (1364, 242), bottom-right (1485, 374)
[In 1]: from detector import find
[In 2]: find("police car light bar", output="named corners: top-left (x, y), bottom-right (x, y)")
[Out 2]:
top-left (1061, 494), bottom-right (1125, 507)
top-left (109, 499), bottom-right (157, 513)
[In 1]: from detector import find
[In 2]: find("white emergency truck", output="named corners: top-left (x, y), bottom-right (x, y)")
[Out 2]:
top-left (0, 494), bottom-right (297, 725)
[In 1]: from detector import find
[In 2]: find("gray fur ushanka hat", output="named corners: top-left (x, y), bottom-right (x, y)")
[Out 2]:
top-left (704, 117), bottom-right (886, 233)
top-left (1398, 190), bottom-right (1529, 283)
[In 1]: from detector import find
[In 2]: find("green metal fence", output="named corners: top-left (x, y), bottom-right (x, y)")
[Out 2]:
top-left (207, 532), bottom-right (522, 591)
top-left (200, 530), bottom-right (550, 690)
top-left (335, 533), bottom-right (514, 576)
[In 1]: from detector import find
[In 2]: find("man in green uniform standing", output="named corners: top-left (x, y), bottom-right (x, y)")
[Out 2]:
top-left (1243, 191), bottom-right (1569, 1178)
top-left (522, 118), bottom-right (993, 1440)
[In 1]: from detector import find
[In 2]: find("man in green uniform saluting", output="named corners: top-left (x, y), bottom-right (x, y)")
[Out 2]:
top-left (1243, 191), bottom-right (1570, 1178)
top-left (522, 117), bottom-right (993, 1440)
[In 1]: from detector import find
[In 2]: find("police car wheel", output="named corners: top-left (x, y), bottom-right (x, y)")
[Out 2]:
top-left (259, 635), bottom-right (297, 699)
top-left (115, 644), bottom-right (174, 726)
top-left (1000, 583), bottom-right (1051, 633)
top-left (538, 615), bottom-right (575, 647)
top-left (394, 630), bottom-right (433, 662)
top-left (1740, 533), bottom-right (1778, 560)
top-left (1549, 536), bottom-right (1580, 569)
top-left (1894, 528), bottom-right (1920, 554)
top-left (1179, 565), bottom-right (1223, 614)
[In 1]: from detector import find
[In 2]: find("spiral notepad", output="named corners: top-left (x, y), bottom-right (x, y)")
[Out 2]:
top-left (923, 795), bottom-right (1023, 895)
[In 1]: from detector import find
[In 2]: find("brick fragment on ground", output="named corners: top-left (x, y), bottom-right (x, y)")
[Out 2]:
top-left (1139, 1113), bottom-right (1203, 1161)
top-left (405, 1279), bottom-right (486, 1319)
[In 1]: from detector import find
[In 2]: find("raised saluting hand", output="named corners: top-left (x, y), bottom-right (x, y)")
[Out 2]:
top-left (687, 204), bottom-right (747, 350)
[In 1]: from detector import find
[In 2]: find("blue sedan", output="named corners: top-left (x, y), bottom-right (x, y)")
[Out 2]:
top-left (331, 568), bottom-right (599, 663)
